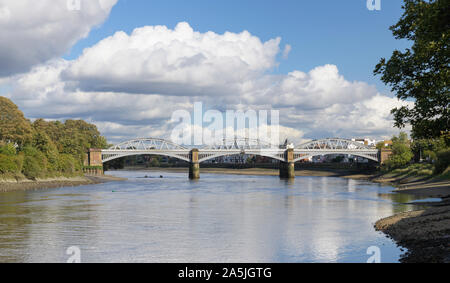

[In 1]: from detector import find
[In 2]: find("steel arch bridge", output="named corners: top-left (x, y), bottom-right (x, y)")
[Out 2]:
top-left (101, 137), bottom-right (380, 164)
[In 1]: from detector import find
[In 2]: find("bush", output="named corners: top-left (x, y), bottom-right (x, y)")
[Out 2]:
top-left (434, 149), bottom-right (450, 175)
top-left (15, 152), bottom-right (24, 172)
top-left (58, 154), bottom-right (80, 174)
top-left (0, 143), bottom-right (16, 156)
top-left (21, 146), bottom-right (47, 179)
top-left (383, 132), bottom-right (414, 170)
top-left (22, 155), bottom-right (43, 179)
top-left (0, 154), bottom-right (19, 173)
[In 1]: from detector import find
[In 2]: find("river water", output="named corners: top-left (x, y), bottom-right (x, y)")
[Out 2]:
top-left (0, 170), bottom-right (425, 263)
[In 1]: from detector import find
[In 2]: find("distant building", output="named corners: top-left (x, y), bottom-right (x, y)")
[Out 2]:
top-left (204, 154), bottom-right (247, 164)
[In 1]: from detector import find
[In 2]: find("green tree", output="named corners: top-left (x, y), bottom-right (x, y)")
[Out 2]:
top-left (21, 146), bottom-right (48, 179)
top-left (1, 98), bottom-right (109, 179)
top-left (58, 120), bottom-right (108, 161)
top-left (32, 118), bottom-right (108, 163)
top-left (0, 155), bottom-right (19, 174)
top-left (150, 157), bottom-right (161, 167)
top-left (412, 132), bottom-right (449, 161)
top-left (385, 132), bottom-right (414, 169)
top-left (376, 141), bottom-right (388, 150)
top-left (434, 149), bottom-right (450, 174)
top-left (374, 0), bottom-right (449, 139)
top-left (32, 119), bottom-right (65, 151)
top-left (58, 154), bottom-right (80, 175)
top-left (32, 131), bottom-right (60, 172)
top-left (0, 143), bottom-right (16, 156)
top-left (0, 96), bottom-right (33, 146)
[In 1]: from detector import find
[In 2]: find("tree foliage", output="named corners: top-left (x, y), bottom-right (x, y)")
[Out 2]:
top-left (384, 132), bottom-right (414, 169)
top-left (0, 142), bottom-right (16, 156)
top-left (21, 146), bottom-right (47, 179)
top-left (434, 149), bottom-right (450, 174)
top-left (0, 97), bottom-right (108, 179)
top-left (374, 0), bottom-right (449, 139)
top-left (0, 97), bottom-right (33, 146)
top-left (0, 154), bottom-right (19, 174)
top-left (411, 132), bottom-right (449, 161)
top-left (32, 118), bottom-right (108, 162)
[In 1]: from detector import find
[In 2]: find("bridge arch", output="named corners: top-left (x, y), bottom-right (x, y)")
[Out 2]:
top-left (197, 150), bottom-right (286, 163)
top-left (293, 138), bottom-right (379, 162)
top-left (197, 138), bottom-right (284, 163)
top-left (102, 138), bottom-right (191, 163)
top-left (102, 152), bottom-right (191, 163)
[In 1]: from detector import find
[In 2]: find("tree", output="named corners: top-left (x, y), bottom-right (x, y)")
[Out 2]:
top-left (434, 148), bottom-right (450, 174)
top-left (32, 131), bottom-right (60, 172)
top-left (59, 120), bottom-right (108, 161)
top-left (58, 154), bottom-right (80, 175)
top-left (0, 143), bottom-right (16, 156)
top-left (0, 155), bottom-right (19, 174)
top-left (32, 119), bottom-right (65, 151)
top-left (374, 0), bottom-right (449, 139)
top-left (411, 132), bottom-right (449, 161)
top-left (0, 96), bottom-right (33, 146)
top-left (1, 97), bottom-right (109, 179)
top-left (385, 132), bottom-right (414, 169)
top-left (32, 118), bottom-right (108, 162)
top-left (150, 157), bottom-right (161, 167)
top-left (376, 141), bottom-right (387, 150)
top-left (21, 146), bottom-right (48, 179)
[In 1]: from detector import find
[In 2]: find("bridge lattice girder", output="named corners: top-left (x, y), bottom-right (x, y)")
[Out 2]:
top-left (101, 137), bottom-right (380, 163)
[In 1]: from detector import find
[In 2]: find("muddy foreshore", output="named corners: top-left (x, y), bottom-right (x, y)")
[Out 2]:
top-left (372, 175), bottom-right (450, 263)
top-left (0, 175), bottom-right (126, 193)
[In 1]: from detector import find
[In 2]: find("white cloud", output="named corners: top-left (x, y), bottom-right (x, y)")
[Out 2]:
top-left (282, 44), bottom-right (291, 59)
top-left (9, 59), bottom-right (193, 126)
top-left (268, 65), bottom-right (377, 109)
top-left (0, 0), bottom-right (117, 77)
top-left (63, 22), bottom-right (281, 96)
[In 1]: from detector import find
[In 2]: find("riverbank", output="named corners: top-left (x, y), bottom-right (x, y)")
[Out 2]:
top-left (0, 175), bottom-right (126, 193)
top-left (375, 201), bottom-right (450, 263)
top-left (374, 169), bottom-right (450, 263)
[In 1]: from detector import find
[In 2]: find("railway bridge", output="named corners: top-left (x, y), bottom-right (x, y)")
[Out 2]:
top-left (85, 138), bottom-right (391, 179)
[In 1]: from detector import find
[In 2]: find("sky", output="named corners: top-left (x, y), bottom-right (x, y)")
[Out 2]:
top-left (0, 0), bottom-right (413, 144)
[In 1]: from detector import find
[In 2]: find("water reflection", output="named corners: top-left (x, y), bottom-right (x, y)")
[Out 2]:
top-left (0, 171), bottom-right (425, 263)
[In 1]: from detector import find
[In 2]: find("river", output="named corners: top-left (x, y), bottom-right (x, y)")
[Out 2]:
top-left (0, 170), bottom-right (425, 263)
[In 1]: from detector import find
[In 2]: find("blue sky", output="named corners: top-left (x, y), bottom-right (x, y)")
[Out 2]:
top-left (66, 0), bottom-right (410, 94)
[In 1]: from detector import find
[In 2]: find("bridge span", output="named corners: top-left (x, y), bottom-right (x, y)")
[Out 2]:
top-left (85, 138), bottom-right (391, 179)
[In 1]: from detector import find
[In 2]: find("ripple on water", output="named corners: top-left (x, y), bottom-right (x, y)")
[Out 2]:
top-left (0, 170), bottom-right (424, 263)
